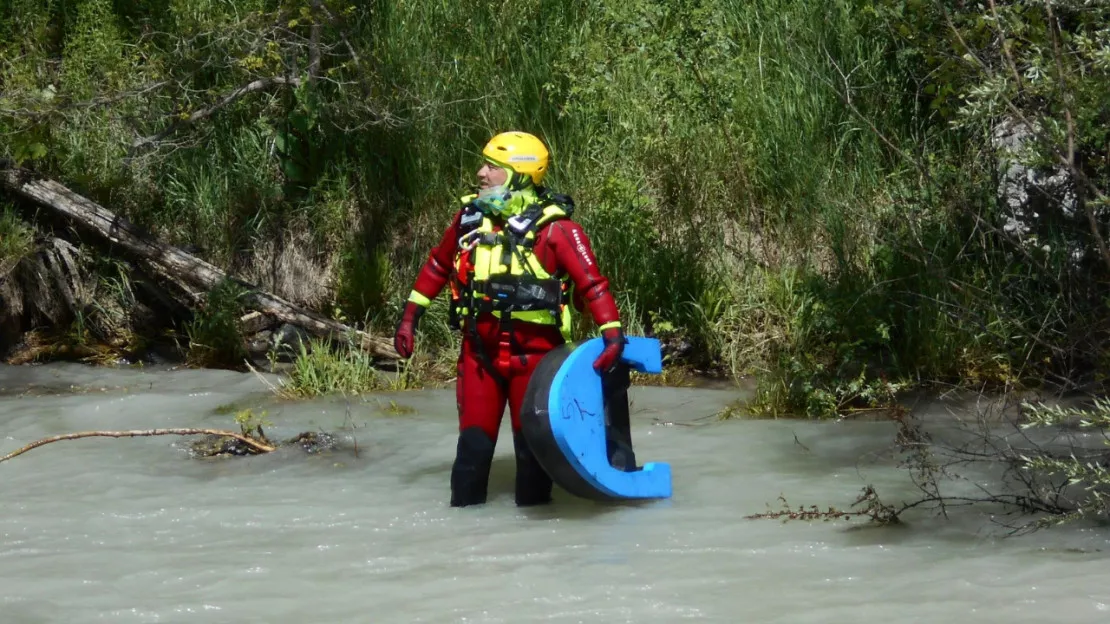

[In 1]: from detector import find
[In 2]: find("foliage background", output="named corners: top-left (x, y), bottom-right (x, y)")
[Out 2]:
top-left (2, 0), bottom-right (1107, 417)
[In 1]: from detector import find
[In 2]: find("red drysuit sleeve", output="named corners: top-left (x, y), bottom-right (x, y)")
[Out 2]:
top-left (540, 220), bottom-right (621, 328)
top-left (409, 209), bottom-right (462, 304)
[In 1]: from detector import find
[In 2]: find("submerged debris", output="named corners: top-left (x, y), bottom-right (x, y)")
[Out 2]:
top-left (188, 429), bottom-right (340, 458)
top-left (286, 431), bottom-right (338, 454)
top-left (188, 433), bottom-right (268, 457)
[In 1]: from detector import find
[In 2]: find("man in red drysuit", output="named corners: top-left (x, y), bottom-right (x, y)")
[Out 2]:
top-left (393, 131), bottom-right (626, 507)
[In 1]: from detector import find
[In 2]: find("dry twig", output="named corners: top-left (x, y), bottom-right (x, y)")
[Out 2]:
top-left (0, 428), bottom-right (276, 464)
top-left (130, 76), bottom-right (302, 151)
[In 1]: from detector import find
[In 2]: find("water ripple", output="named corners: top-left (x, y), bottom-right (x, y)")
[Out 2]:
top-left (2, 367), bottom-right (1108, 622)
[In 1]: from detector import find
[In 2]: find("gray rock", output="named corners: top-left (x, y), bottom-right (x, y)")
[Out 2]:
top-left (991, 117), bottom-right (1087, 264)
top-left (269, 323), bottom-right (312, 360)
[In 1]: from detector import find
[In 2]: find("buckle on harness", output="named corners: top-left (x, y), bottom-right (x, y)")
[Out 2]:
top-left (458, 230), bottom-right (482, 252)
top-left (459, 230), bottom-right (502, 252)
top-left (476, 275), bottom-right (562, 313)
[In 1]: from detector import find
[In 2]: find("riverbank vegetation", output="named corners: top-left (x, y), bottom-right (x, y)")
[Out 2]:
top-left (750, 395), bottom-right (1110, 534)
top-left (1, 0), bottom-right (1107, 419)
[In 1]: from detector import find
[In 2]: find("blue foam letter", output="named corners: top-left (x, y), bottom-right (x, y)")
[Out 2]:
top-left (521, 336), bottom-right (673, 501)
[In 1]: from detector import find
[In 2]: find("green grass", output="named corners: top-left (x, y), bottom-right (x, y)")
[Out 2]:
top-left (184, 279), bottom-right (251, 369)
top-left (0, 206), bottom-right (35, 274)
top-left (275, 338), bottom-right (387, 398)
top-left (273, 335), bottom-right (456, 399)
top-left (4, 0), bottom-right (1101, 416)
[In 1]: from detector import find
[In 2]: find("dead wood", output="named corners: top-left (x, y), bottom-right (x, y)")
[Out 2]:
top-left (0, 164), bottom-right (400, 360)
top-left (0, 428), bottom-right (276, 464)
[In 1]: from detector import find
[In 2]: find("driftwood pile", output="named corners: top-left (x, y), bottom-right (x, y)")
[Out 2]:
top-left (0, 162), bottom-right (400, 362)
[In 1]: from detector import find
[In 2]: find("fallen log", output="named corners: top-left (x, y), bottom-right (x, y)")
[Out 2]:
top-left (239, 311), bottom-right (277, 335)
top-left (0, 164), bottom-right (400, 360)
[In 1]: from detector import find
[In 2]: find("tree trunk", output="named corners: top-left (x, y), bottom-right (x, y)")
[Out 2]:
top-left (0, 165), bottom-right (400, 360)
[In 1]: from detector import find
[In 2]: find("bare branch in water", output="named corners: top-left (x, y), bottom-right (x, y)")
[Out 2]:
top-left (0, 429), bottom-right (276, 463)
top-left (745, 390), bottom-right (1110, 534)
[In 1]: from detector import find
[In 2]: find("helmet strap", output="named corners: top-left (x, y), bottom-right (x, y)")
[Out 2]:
top-left (507, 171), bottom-right (532, 191)
top-left (484, 156), bottom-right (533, 192)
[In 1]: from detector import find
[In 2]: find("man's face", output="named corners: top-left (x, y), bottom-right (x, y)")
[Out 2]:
top-left (477, 162), bottom-right (509, 189)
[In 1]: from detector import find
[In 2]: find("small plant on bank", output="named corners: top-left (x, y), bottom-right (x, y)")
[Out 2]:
top-left (276, 334), bottom-right (458, 399)
top-left (750, 363), bottom-right (909, 420)
top-left (185, 280), bottom-right (251, 369)
top-left (629, 366), bottom-right (698, 388)
top-left (0, 206), bottom-right (34, 275)
top-left (277, 337), bottom-right (385, 398)
top-left (233, 407), bottom-right (272, 442)
top-left (380, 400), bottom-right (416, 415)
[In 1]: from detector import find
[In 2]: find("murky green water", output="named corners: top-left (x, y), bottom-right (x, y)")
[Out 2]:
top-left (2, 363), bottom-right (1109, 623)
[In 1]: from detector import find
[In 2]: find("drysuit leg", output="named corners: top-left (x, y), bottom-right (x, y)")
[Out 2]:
top-left (451, 339), bottom-right (507, 507)
top-left (450, 426), bottom-right (496, 507)
top-left (602, 364), bottom-right (638, 471)
top-left (508, 354), bottom-right (553, 506)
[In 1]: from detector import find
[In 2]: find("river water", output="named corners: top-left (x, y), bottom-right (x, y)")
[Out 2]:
top-left (2, 362), bottom-right (1109, 623)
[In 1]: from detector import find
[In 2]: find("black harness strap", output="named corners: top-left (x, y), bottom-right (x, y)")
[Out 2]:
top-left (452, 192), bottom-right (576, 386)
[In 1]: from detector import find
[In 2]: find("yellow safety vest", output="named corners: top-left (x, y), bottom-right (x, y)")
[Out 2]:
top-left (451, 197), bottom-right (574, 341)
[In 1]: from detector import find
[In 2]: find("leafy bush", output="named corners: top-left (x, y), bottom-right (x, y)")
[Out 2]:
top-left (0, 207), bottom-right (35, 273)
top-left (3, 0), bottom-right (1107, 413)
top-left (185, 280), bottom-right (250, 369)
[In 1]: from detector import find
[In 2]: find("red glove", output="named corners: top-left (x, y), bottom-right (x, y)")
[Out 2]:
top-left (593, 327), bottom-right (626, 374)
top-left (393, 301), bottom-right (426, 358)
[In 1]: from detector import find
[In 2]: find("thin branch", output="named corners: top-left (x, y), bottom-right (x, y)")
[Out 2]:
top-left (821, 49), bottom-right (935, 186)
top-left (0, 429), bottom-right (276, 464)
top-left (0, 81), bottom-right (171, 119)
top-left (1044, 1), bottom-right (1076, 170)
top-left (308, 0), bottom-right (323, 83)
top-left (940, 2), bottom-right (1110, 273)
top-left (316, 1), bottom-right (363, 69)
top-left (130, 75), bottom-right (302, 151)
top-left (1045, 1), bottom-right (1110, 274)
top-left (987, 0), bottom-right (1025, 92)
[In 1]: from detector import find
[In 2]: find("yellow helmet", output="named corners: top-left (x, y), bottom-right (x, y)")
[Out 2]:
top-left (482, 131), bottom-right (549, 187)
